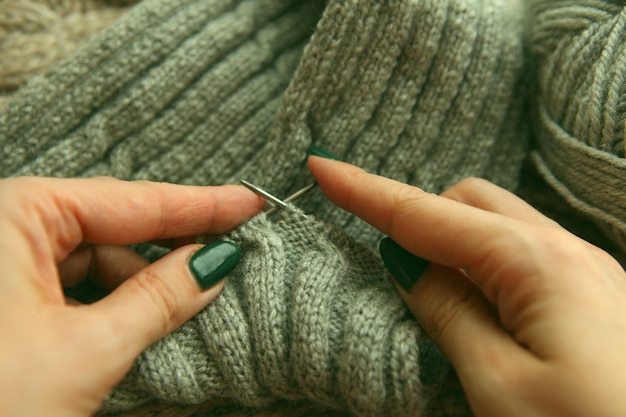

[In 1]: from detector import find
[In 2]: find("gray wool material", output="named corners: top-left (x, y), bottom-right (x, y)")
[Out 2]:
top-left (0, 0), bottom-right (528, 251)
top-left (528, 0), bottom-right (626, 254)
top-left (5, 0), bottom-right (624, 415)
top-left (105, 208), bottom-right (451, 415)
top-left (0, 0), bottom-right (523, 415)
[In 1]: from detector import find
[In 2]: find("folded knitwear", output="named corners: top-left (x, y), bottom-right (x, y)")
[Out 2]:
top-left (8, 0), bottom-right (625, 416)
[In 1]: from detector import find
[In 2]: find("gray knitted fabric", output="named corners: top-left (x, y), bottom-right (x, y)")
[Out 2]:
top-left (528, 1), bottom-right (626, 254)
top-left (0, 0), bottom-right (528, 247)
top-left (105, 208), bottom-right (450, 415)
top-left (0, 0), bottom-right (529, 415)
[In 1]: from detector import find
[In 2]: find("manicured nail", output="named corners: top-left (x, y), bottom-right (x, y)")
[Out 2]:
top-left (308, 144), bottom-right (341, 160)
top-left (379, 237), bottom-right (429, 290)
top-left (189, 241), bottom-right (241, 289)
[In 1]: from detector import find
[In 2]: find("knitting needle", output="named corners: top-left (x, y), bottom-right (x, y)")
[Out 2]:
top-left (240, 145), bottom-right (338, 215)
top-left (240, 180), bottom-right (317, 215)
top-left (240, 179), bottom-right (289, 209)
top-left (264, 182), bottom-right (317, 215)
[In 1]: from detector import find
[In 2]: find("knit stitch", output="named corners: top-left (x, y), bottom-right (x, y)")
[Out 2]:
top-left (0, 0), bottom-right (138, 110)
top-left (0, 0), bottom-right (529, 416)
top-left (0, 0), bottom-right (528, 249)
top-left (103, 209), bottom-right (452, 416)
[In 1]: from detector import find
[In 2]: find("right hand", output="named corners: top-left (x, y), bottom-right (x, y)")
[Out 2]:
top-left (309, 156), bottom-right (626, 417)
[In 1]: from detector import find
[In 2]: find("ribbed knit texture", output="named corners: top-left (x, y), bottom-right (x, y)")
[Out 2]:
top-left (0, 0), bottom-right (528, 249)
top-left (104, 208), bottom-right (452, 416)
top-left (528, 0), bottom-right (626, 254)
top-left (0, 0), bottom-right (528, 416)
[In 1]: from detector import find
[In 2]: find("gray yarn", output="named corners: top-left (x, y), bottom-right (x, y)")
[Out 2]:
top-left (104, 208), bottom-right (451, 416)
top-left (528, 0), bottom-right (626, 253)
top-left (0, 0), bottom-right (529, 415)
top-left (0, 0), bottom-right (528, 249)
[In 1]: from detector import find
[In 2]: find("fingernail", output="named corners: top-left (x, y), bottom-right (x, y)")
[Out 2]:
top-left (308, 144), bottom-right (341, 160)
top-left (379, 237), bottom-right (429, 290)
top-left (189, 241), bottom-right (241, 290)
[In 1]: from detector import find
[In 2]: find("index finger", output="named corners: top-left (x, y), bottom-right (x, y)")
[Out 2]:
top-left (308, 157), bottom-right (521, 270)
top-left (2, 177), bottom-right (265, 260)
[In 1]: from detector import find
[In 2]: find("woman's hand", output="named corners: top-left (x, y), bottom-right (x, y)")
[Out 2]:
top-left (309, 157), bottom-right (626, 417)
top-left (0, 176), bottom-right (264, 417)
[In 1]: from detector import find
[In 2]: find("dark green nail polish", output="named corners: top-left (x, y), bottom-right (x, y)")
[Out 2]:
top-left (308, 144), bottom-right (341, 161)
top-left (189, 241), bottom-right (240, 289)
top-left (379, 237), bottom-right (429, 290)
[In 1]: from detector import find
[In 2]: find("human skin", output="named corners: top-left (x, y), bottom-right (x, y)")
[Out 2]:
top-left (0, 176), bottom-right (264, 417)
top-left (309, 156), bottom-right (626, 417)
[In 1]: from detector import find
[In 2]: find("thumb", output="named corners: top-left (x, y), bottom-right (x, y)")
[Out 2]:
top-left (88, 241), bottom-right (239, 358)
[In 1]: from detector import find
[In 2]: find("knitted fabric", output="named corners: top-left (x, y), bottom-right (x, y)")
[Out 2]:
top-left (104, 208), bottom-right (454, 416)
top-left (528, 1), bottom-right (626, 255)
top-left (0, 0), bottom-right (528, 415)
top-left (0, 0), bottom-right (138, 109)
top-left (0, 0), bottom-right (528, 248)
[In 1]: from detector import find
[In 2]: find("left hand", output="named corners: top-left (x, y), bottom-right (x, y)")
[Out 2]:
top-left (0, 176), bottom-right (263, 417)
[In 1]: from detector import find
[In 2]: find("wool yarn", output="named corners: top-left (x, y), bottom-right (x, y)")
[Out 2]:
top-left (0, 0), bottom-right (138, 109)
top-left (528, 0), bottom-right (626, 254)
top-left (0, 0), bottom-right (528, 415)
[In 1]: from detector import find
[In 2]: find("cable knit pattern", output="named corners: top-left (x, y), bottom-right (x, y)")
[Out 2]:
top-left (103, 209), bottom-right (451, 416)
top-left (2, 1), bottom-right (626, 416)
top-left (0, 0), bottom-right (528, 250)
top-left (528, 0), bottom-right (626, 254)
top-left (0, 0), bottom-right (529, 416)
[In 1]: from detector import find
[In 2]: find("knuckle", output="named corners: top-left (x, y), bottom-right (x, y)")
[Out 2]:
top-left (470, 349), bottom-right (529, 400)
top-left (388, 186), bottom-right (436, 236)
top-left (132, 268), bottom-right (182, 335)
top-left (531, 227), bottom-right (587, 259)
top-left (424, 285), bottom-right (477, 345)
top-left (136, 180), bottom-right (172, 239)
top-left (441, 177), bottom-right (491, 205)
top-left (343, 168), bottom-right (371, 213)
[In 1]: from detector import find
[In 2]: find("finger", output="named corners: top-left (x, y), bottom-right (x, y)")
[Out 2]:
top-left (87, 242), bottom-right (230, 357)
top-left (440, 177), bottom-right (560, 228)
top-left (308, 157), bottom-right (523, 269)
top-left (1, 177), bottom-right (265, 263)
top-left (0, 177), bottom-right (261, 307)
top-left (395, 263), bottom-right (540, 415)
top-left (58, 245), bottom-right (149, 289)
top-left (394, 262), bottom-right (534, 381)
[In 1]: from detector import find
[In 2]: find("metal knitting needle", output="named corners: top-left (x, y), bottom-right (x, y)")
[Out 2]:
top-left (265, 182), bottom-right (317, 215)
top-left (240, 179), bottom-right (289, 210)
top-left (240, 180), bottom-right (317, 216)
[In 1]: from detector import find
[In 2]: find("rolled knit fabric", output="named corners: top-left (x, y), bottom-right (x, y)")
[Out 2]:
top-left (104, 208), bottom-right (452, 416)
top-left (0, 0), bottom-right (527, 415)
top-left (528, 0), bottom-right (626, 254)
